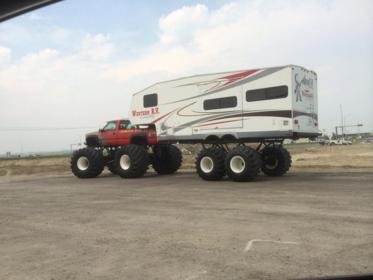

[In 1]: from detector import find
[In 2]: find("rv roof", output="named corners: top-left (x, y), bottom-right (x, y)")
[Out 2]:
top-left (132, 64), bottom-right (313, 96)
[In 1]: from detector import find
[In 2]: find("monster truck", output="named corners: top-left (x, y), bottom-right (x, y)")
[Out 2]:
top-left (71, 119), bottom-right (182, 179)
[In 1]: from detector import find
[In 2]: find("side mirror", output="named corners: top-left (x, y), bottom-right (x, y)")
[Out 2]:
top-left (99, 128), bottom-right (103, 132)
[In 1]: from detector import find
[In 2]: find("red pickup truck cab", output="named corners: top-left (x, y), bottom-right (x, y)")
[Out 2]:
top-left (86, 119), bottom-right (157, 147)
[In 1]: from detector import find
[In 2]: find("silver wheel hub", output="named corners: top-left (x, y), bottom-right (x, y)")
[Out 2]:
top-left (77, 156), bottom-right (89, 171)
top-left (120, 154), bottom-right (131, 170)
top-left (230, 155), bottom-right (245, 174)
top-left (200, 156), bottom-right (214, 173)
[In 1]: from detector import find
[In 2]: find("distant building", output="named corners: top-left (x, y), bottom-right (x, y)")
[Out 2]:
top-left (344, 132), bottom-right (372, 140)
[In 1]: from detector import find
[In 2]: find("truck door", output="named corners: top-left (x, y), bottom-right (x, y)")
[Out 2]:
top-left (100, 121), bottom-right (118, 146)
top-left (117, 120), bottom-right (131, 145)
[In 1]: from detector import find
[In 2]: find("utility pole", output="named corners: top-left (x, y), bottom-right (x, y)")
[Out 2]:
top-left (340, 104), bottom-right (344, 138)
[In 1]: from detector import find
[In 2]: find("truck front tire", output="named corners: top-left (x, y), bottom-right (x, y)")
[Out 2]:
top-left (225, 146), bottom-right (262, 182)
top-left (114, 145), bottom-right (149, 178)
top-left (261, 146), bottom-right (291, 176)
top-left (196, 147), bottom-right (226, 180)
top-left (71, 148), bottom-right (104, 178)
top-left (152, 144), bottom-right (182, 174)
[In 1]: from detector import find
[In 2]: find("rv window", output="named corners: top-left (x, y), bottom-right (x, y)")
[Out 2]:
top-left (203, 96), bottom-right (237, 110)
top-left (246, 89), bottom-right (266, 102)
top-left (143, 93), bottom-right (158, 107)
top-left (246, 86), bottom-right (288, 102)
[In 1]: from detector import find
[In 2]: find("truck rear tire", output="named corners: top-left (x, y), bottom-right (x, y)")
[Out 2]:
top-left (114, 145), bottom-right (149, 178)
top-left (225, 146), bottom-right (262, 182)
top-left (71, 148), bottom-right (104, 178)
top-left (261, 146), bottom-right (291, 176)
top-left (196, 147), bottom-right (226, 180)
top-left (152, 144), bottom-right (182, 174)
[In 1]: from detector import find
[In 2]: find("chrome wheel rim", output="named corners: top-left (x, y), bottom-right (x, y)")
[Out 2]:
top-left (230, 155), bottom-right (245, 174)
top-left (200, 156), bottom-right (214, 173)
top-left (77, 156), bottom-right (89, 171)
top-left (120, 154), bottom-right (131, 170)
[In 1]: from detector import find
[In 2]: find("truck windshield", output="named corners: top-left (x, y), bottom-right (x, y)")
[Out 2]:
top-left (102, 121), bottom-right (116, 131)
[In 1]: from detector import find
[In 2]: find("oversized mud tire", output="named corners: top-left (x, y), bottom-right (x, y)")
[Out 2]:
top-left (196, 147), bottom-right (226, 181)
top-left (225, 146), bottom-right (262, 182)
top-left (152, 144), bottom-right (182, 174)
top-left (107, 161), bottom-right (117, 175)
top-left (114, 145), bottom-right (149, 178)
top-left (261, 146), bottom-right (291, 176)
top-left (71, 148), bottom-right (104, 178)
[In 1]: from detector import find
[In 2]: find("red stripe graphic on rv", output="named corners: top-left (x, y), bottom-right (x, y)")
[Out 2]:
top-left (220, 69), bottom-right (259, 87)
top-left (152, 110), bottom-right (175, 124)
top-left (203, 69), bottom-right (259, 93)
top-left (153, 102), bottom-right (196, 123)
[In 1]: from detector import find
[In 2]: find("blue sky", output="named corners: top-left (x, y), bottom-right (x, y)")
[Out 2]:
top-left (1, 0), bottom-right (226, 59)
top-left (0, 0), bottom-right (372, 153)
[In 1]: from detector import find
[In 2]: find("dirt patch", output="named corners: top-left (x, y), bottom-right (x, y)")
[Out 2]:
top-left (287, 143), bottom-right (373, 169)
top-left (0, 156), bottom-right (70, 177)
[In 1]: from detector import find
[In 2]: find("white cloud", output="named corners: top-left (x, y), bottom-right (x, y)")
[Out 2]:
top-left (0, 46), bottom-right (11, 64)
top-left (159, 4), bottom-right (208, 45)
top-left (80, 33), bottom-right (115, 60)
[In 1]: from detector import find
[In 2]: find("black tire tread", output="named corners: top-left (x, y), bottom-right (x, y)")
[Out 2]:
top-left (152, 145), bottom-right (182, 174)
top-left (225, 146), bottom-right (262, 182)
top-left (115, 145), bottom-right (149, 178)
top-left (261, 146), bottom-right (292, 176)
top-left (70, 148), bottom-right (104, 178)
top-left (196, 147), bottom-right (226, 181)
top-left (107, 161), bottom-right (117, 174)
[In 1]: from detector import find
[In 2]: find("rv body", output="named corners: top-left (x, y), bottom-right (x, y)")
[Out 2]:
top-left (130, 65), bottom-right (318, 143)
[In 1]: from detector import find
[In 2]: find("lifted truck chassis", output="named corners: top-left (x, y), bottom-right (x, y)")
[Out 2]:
top-left (71, 139), bottom-right (291, 182)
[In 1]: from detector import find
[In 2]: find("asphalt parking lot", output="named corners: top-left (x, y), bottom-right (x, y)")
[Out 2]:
top-left (0, 171), bottom-right (372, 280)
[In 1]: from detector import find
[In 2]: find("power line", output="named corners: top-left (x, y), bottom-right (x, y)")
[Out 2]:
top-left (0, 126), bottom-right (97, 131)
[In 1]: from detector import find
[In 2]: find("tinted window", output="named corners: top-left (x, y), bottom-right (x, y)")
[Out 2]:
top-left (204, 98), bottom-right (220, 110)
top-left (246, 86), bottom-right (288, 102)
top-left (204, 96), bottom-right (237, 110)
top-left (143, 93), bottom-right (158, 107)
top-left (119, 120), bottom-right (130, 129)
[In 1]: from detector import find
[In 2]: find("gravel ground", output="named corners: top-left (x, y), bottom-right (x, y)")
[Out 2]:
top-left (0, 170), bottom-right (372, 280)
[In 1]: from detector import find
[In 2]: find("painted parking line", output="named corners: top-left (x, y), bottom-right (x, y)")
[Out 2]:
top-left (244, 239), bottom-right (299, 252)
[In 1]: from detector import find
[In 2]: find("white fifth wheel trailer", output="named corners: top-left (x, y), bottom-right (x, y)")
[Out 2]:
top-left (71, 65), bottom-right (319, 182)
top-left (130, 65), bottom-right (318, 143)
